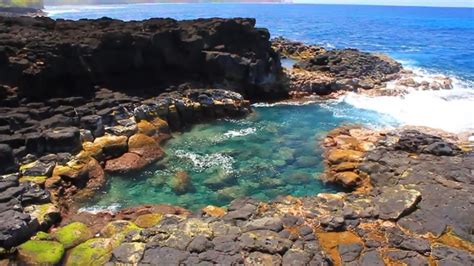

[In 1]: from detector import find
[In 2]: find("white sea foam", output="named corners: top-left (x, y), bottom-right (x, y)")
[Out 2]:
top-left (45, 5), bottom-right (126, 16)
top-left (78, 203), bottom-right (121, 214)
top-left (343, 68), bottom-right (474, 133)
top-left (174, 150), bottom-right (234, 173)
top-left (223, 127), bottom-right (257, 138)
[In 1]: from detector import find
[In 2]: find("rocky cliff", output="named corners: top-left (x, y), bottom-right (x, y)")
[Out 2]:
top-left (0, 16), bottom-right (285, 101)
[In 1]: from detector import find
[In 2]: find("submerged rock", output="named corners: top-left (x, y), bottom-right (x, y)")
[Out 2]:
top-left (169, 171), bottom-right (195, 195)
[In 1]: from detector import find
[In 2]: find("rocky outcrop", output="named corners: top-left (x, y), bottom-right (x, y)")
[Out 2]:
top-left (272, 37), bottom-right (326, 60)
top-left (287, 49), bottom-right (402, 95)
top-left (0, 16), bottom-right (284, 101)
top-left (274, 38), bottom-right (455, 98)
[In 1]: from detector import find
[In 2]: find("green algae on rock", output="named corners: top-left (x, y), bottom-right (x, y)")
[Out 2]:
top-left (17, 240), bottom-right (64, 265)
top-left (134, 213), bottom-right (163, 228)
top-left (65, 238), bottom-right (114, 266)
top-left (53, 222), bottom-right (92, 249)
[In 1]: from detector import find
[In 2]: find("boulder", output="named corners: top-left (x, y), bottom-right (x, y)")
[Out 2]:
top-left (169, 171), bottom-right (195, 195)
top-left (0, 210), bottom-right (39, 248)
top-left (53, 222), bottom-right (92, 249)
top-left (104, 152), bottom-right (147, 174)
top-left (65, 238), bottom-right (114, 266)
top-left (134, 213), bottom-right (163, 228)
top-left (17, 240), bottom-right (65, 265)
top-left (44, 127), bottom-right (81, 154)
top-left (80, 115), bottom-right (104, 138)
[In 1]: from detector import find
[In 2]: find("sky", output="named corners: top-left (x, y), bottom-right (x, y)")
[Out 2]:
top-left (293, 0), bottom-right (474, 8)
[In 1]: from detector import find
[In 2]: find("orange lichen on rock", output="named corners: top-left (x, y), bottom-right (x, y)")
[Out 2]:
top-left (202, 205), bottom-right (227, 218)
top-left (316, 230), bottom-right (364, 266)
top-left (433, 228), bottom-right (474, 254)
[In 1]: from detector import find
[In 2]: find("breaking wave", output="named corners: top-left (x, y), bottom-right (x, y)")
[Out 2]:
top-left (174, 150), bottom-right (234, 173)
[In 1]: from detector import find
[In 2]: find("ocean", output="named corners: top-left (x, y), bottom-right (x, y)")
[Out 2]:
top-left (45, 4), bottom-right (474, 210)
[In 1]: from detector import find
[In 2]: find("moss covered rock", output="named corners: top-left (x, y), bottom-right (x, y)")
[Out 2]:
top-left (65, 238), bottom-right (113, 266)
top-left (100, 220), bottom-right (141, 243)
top-left (18, 175), bottom-right (48, 185)
top-left (53, 222), bottom-right (92, 249)
top-left (32, 231), bottom-right (53, 241)
top-left (17, 240), bottom-right (64, 265)
top-left (24, 203), bottom-right (60, 229)
top-left (134, 213), bottom-right (163, 228)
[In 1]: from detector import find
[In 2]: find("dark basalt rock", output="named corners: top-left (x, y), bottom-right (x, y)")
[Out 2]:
top-left (0, 210), bottom-right (39, 249)
top-left (296, 49), bottom-right (401, 83)
top-left (0, 144), bottom-right (17, 174)
top-left (394, 130), bottom-right (462, 156)
top-left (43, 127), bottom-right (82, 154)
top-left (0, 16), bottom-right (285, 101)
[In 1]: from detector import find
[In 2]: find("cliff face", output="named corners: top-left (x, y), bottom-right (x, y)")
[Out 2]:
top-left (0, 0), bottom-right (43, 9)
top-left (0, 17), bottom-right (285, 101)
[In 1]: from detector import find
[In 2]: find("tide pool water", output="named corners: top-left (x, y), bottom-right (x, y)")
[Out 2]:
top-left (83, 102), bottom-right (392, 211)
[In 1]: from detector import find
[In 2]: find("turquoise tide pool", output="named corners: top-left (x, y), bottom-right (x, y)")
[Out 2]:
top-left (84, 103), bottom-right (393, 211)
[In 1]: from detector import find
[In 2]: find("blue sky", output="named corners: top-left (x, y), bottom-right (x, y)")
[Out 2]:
top-left (292, 0), bottom-right (474, 8)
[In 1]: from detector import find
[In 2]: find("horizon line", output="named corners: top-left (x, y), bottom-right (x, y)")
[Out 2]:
top-left (44, 2), bottom-right (474, 9)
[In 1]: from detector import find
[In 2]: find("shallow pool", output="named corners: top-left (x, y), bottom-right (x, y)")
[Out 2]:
top-left (83, 102), bottom-right (394, 211)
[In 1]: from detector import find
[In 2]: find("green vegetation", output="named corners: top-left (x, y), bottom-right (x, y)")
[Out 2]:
top-left (65, 238), bottom-right (114, 266)
top-left (53, 222), bottom-right (92, 249)
top-left (0, 0), bottom-right (43, 8)
top-left (17, 240), bottom-right (64, 265)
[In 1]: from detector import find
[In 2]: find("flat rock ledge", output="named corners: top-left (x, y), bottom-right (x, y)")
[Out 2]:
top-left (2, 124), bottom-right (473, 265)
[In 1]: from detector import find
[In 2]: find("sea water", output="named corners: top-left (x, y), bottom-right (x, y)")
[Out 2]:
top-left (46, 4), bottom-right (474, 210)
top-left (83, 102), bottom-right (393, 211)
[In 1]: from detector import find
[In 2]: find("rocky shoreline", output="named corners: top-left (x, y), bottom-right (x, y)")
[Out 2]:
top-left (0, 17), bottom-right (473, 265)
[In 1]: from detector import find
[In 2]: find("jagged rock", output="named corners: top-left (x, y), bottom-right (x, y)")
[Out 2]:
top-left (0, 210), bottom-right (39, 248)
top-left (0, 17), bottom-right (284, 101)
top-left (0, 144), bottom-right (16, 174)
top-left (80, 115), bottom-right (104, 138)
top-left (24, 203), bottom-right (60, 230)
